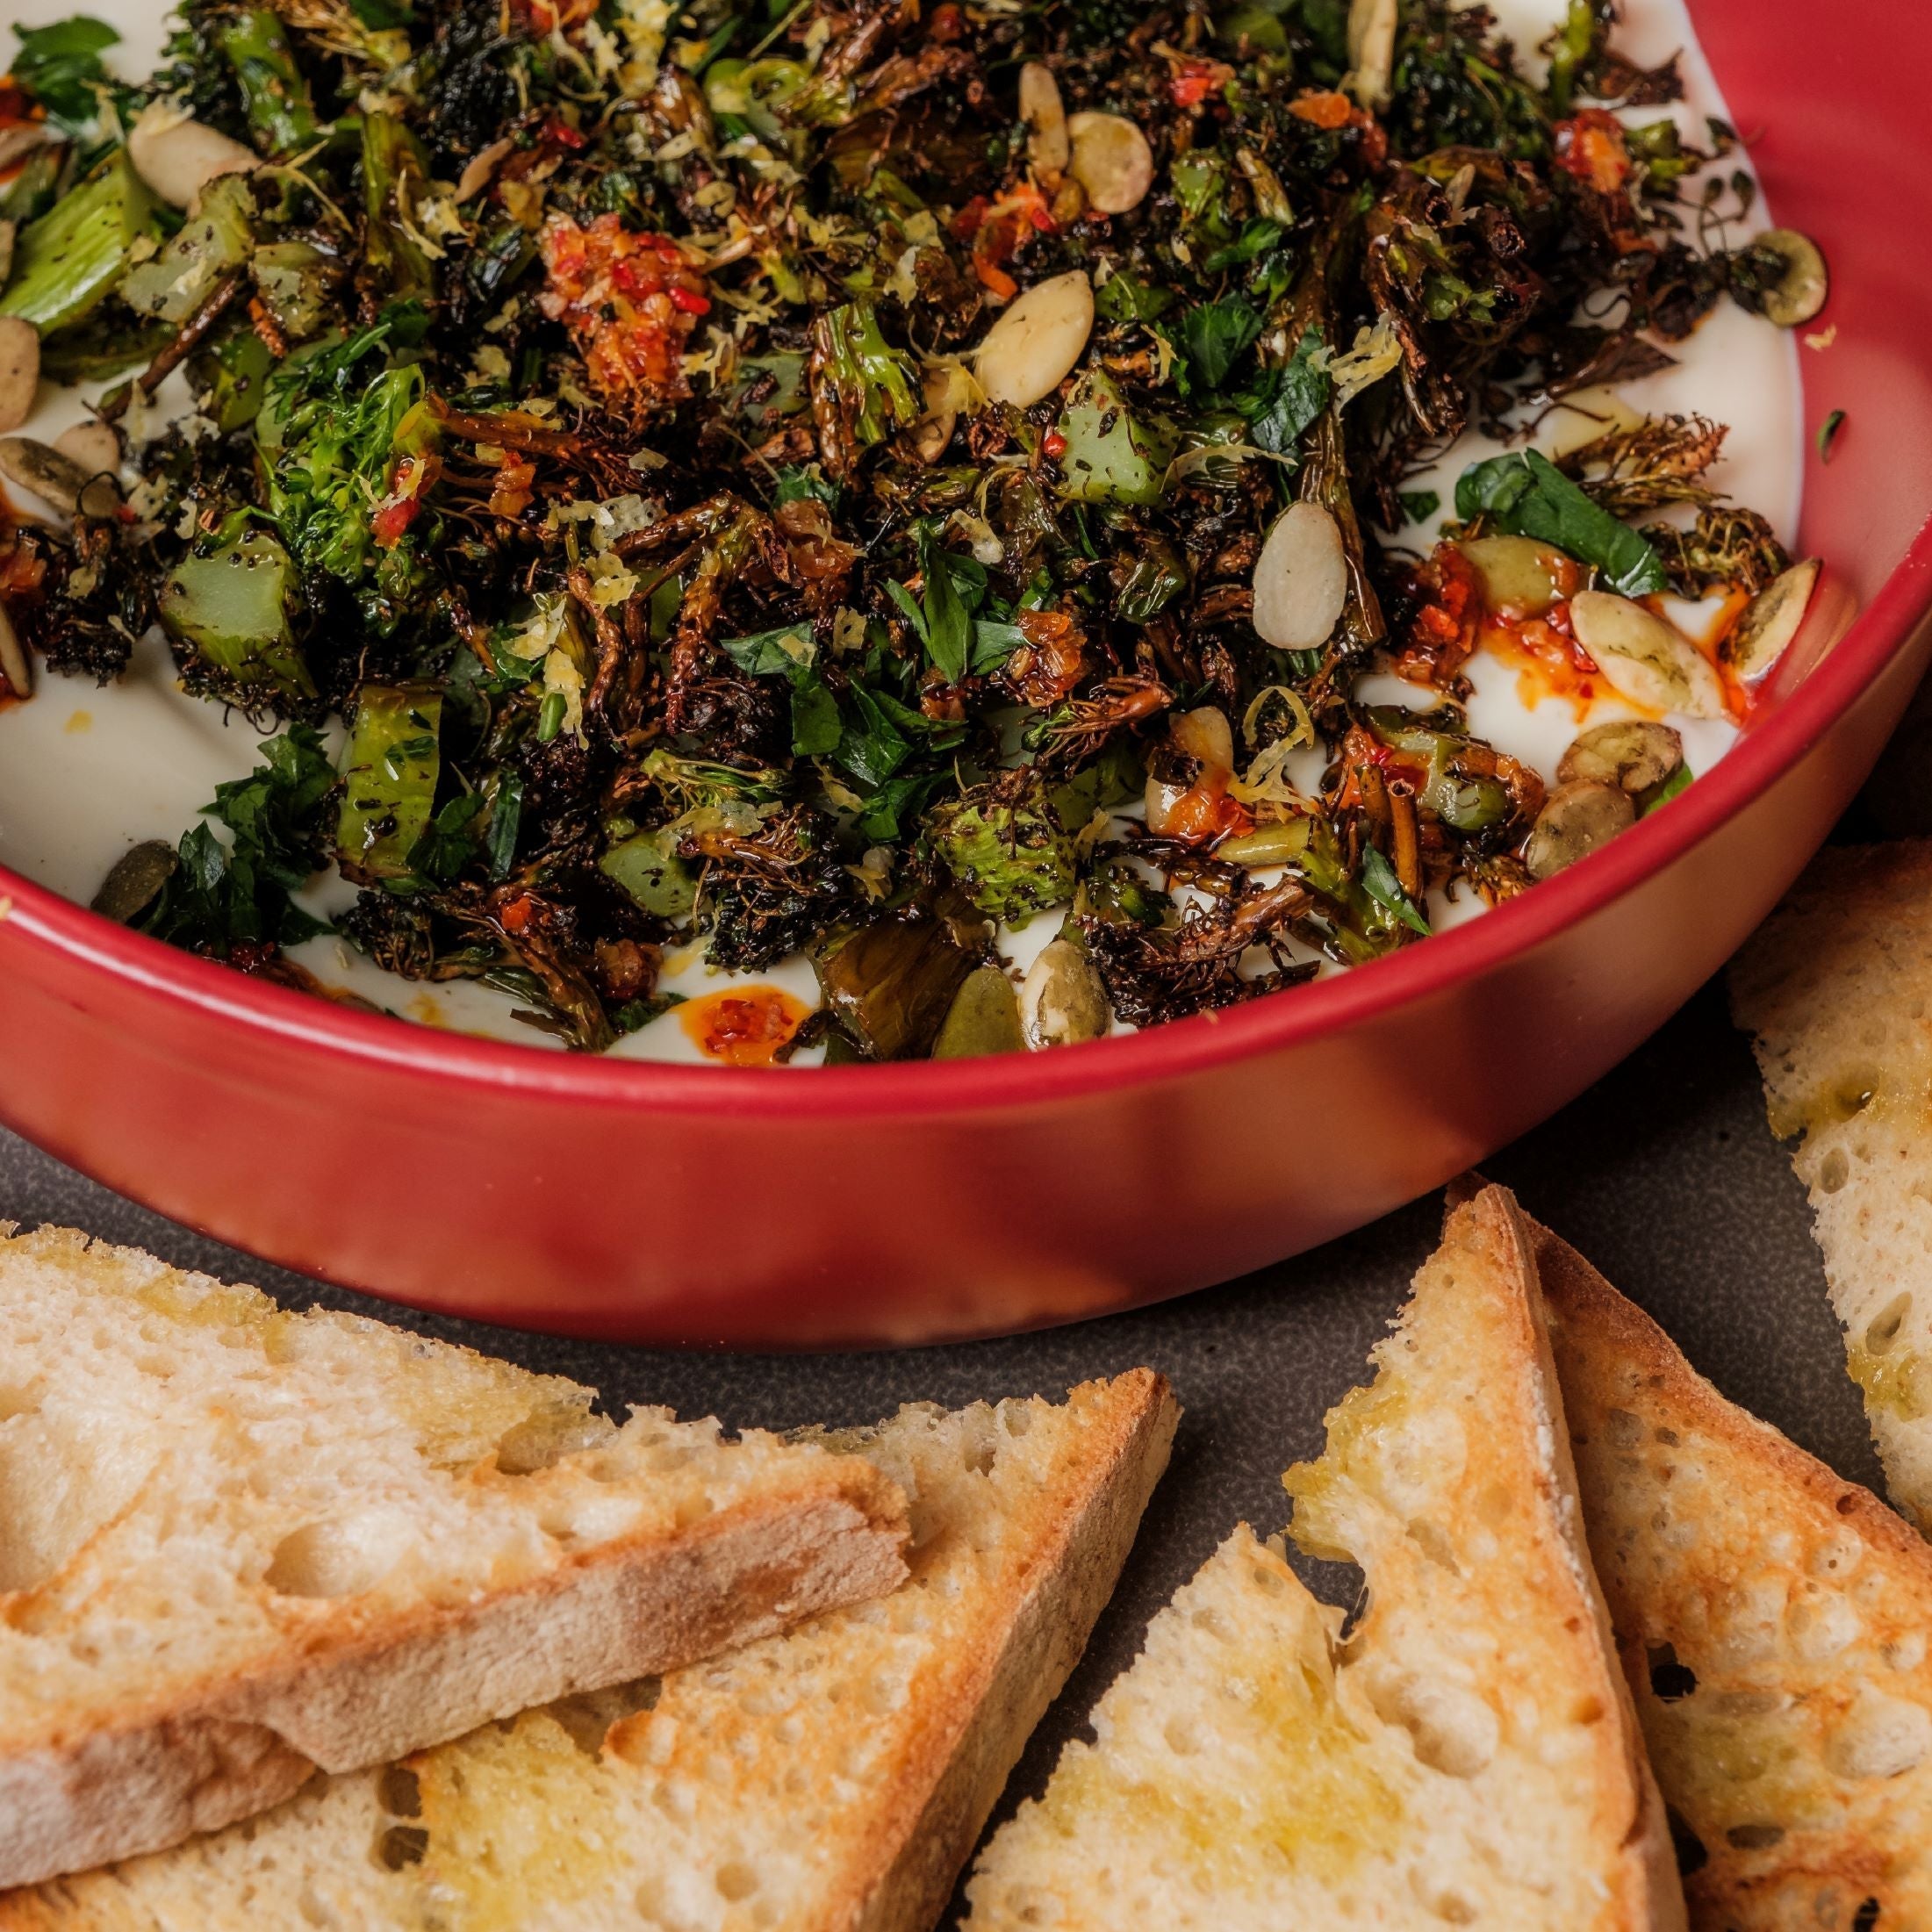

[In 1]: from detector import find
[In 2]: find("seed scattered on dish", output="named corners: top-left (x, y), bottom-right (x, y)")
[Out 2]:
top-left (1066, 113), bottom-right (1154, 215)
top-left (1722, 557), bottom-right (1822, 684)
top-left (0, 320), bottom-right (39, 436)
top-left (975, 269), bottom-right (1094, 406)
top-left (1020, 940), bottom-right (1110, 1050)
top-left (127, 104), bottom-right (257, 211)
top-left (1252, 504), bottom-right (1347, 652)
top-left (1525, 780), bottom-right (1636, 880)
top-left (1569, 592), bottom-right (1727, 720)
top-left (1748, 228), bottom-right (1830, 329)
top-left (1557, 721), bottom-right (1684, 796)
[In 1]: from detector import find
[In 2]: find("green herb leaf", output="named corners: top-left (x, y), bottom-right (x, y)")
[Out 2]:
top-left (10, 15), bottom-right (118, 127)
top-left (1817, 409), bottom-right (1847, 463)
top-left (1639, 760), bottom-right (1693, 816)
top-left (721, 624), bottom-right (815, 676)
top-left (486, 770), bottom-right (523, 878)
top-left (1182, 296), bottom-right (1264, 391)
top-left (916, 525), bottom-right (972, 684)
top-left (1360, 845), bottom-right (1432, 936)
top-left (1094, 269), bottom-right (1176, 323)
top-left (836, 684), bottom-right (911, 787)
top-left (969, 619), bottom-right (1027, 672)
top-left (1397, 488), bottom-right (1442, 527)
top-left (1247, 325), bottom-right (1331, 458)
top-left (1201, 219), bottom-right (1285, 276)
top-left (789, 677), bottom-right (844, 758)
top-left (1454, 449), bottom-right (1669, 598)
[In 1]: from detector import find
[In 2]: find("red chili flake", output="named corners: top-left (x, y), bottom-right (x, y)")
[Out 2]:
top-left (1289, 90), bottom-right (1356, 130)
top-left (928, 2), bottom-right (966, 40)
top-left (538, 213), bottom-right (710, 406)
top-left (667, 284), bottom-right (711, 315)
top-left (1169, 59), bottom-right (1234, 108)
top-left (1553, 110), bottom-right (1631, 195)
top-left (499, 894), bottom-right (535, 935)
top-left (679, 987), bottom-right (808, 1067)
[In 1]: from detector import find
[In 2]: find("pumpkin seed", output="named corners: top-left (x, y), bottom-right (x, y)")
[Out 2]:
top-left (91, 842), bottom-right (181, 924)
top-left (1457, 535), bottom-right (1566, 616)
top-left (1721, 557), bottom-right (1821, 684)
top-left (1252, 502), bottom-right (1347, 651)
top-left (933, 965), bottom-right (1025, 1059)
top-left (1569, 590), bottom-right (1727, 719)
top-left (1524, 780), bottom-right (1634, 880)
top-left (1557, 720), bottom-right (1683, 795)
top-left (1019, 62), bottom-right (1069, 177)
top-left (975, 269), bottom-right (1094, 409)
top-left (1018, 937), bottom-right (1111, 1048)
top-left (1751, 228), bottom-right (1829, 329)
top-left (0, 318), bottom-right (38, 436)
top-left (1067, 112), bottom-right (1153, 215)
top-left (0, 435), bottom-right (119, 519)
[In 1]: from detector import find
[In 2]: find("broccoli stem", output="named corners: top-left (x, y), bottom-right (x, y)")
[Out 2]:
top-left (0, 151), bottom-right (156, 335)
top-left (158, 524), bottom-right (314, 701)
top-left (336, 683), bottom-right (444, 885)
top-left (361, 113), bottom-right (435, 304)
top-left (216, 7), bottom-right (320, 154)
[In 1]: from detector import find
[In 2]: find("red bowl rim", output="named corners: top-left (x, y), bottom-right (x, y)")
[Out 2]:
top-left (5, 512), bottom-right (1927, 1122)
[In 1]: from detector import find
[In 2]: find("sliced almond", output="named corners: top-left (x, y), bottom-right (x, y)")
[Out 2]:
top-left (1067, 112), bottom-right (1153, 216)
top-left (0, 435), bottom-right (119, 519)
top-left (1252, 502), bottom-right (1347, 652)
top-left (456, 136), bottom-right (517, 203)
top-left (0, 602), bottom-right (31, 700)
top-left (974, 269), bottom-right (1094, 408)
top-left (1346, 0), bottom-right (1398, 108)
top-left (0, 319), bottom-right (39, 436)
top-left (0, 218), bottom-right (15, 291)
top-left (129, 104), bottom-right (257, 211)
top-left (1721, 557), bottom-right (1821, 684)
top-left (1019, 63), bottom-right (1069, 178)
top-left (1569, 590), bottom-right (1727, 720)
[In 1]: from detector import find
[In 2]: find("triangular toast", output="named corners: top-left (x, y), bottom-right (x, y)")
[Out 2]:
top-left (1731, 841), bottom-right (1932, 1526)
top-left (0, 1226), bottom-right (908, 1889)
top-left (965, 1186), bottom-right (1682, 1929)
top-left (2, 1370), bottom-right (1176, 1932)
top-left (1535, 1211), bottom-right (1932, 1929)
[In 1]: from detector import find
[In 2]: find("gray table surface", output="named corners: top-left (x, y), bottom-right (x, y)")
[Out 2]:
top-left (7, 710), bottom-right (1923, 1913)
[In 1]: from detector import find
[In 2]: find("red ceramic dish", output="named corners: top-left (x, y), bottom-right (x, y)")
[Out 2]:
top-left (3, 0), bottom-right (1928, 1347)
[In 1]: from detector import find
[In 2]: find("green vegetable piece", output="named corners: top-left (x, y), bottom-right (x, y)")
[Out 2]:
top-left (0, 150), bottom-right (157, 334)
top-left (928, 780), bottom-right (1077, 923)
top-left (811, 896), bottom-right (987, 1061)
top-left (251, 240), bottom-right (332, 342)
top-left (1817, 409), bottom-right (1847, 463)
top-left (1, 145), bottom-right (65, 227)
top-left (1246, 326), bottom-right (1331, 459)
top-left (1114, 535), bottom-right (1189, 623)
top-left (159, 525), bottom-right (313, 700)
top-left (1638, 760), bottom-right (1693, 817)
top-left (216, 7), bottom-right (319, 153)
top-left (1454, 449), bottom-right (1669, 599)
top-left (335, 682), bottom-right (442, 884)
top-left (600, 829), bottom-right (697, 921)
top-left (120, 172), bottom-right (254, 325)
top-left (1359, 845), bottom-right (1431, 936)
top-left (1182, 296), bottom-right (1263, 390)
top-left (10, 15), bottom-right (117, 128)
top-left (1093, 269), bottom-right (1174, 324)
top-left (362, 112), bottom-right (435, 303)
top-left (811, 300), bottom-right (919, 450)
top-left (1056, 371), bottom-right (1178, 507)
top-left (191, 325), bottom-right (276, 433)
top-left (933, 965), bottom-right (1025, 1059)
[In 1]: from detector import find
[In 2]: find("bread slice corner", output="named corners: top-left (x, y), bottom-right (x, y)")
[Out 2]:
top-left (4, 1368), bottom-right (1177, 1932)
top-left (966, 1184), bottom-right (1683, 1931)
top-left (0, 1224), bottom-right (909, 1890)
top-left (1534, 1210), bottom-right (1932, 1932)
top-left (1729, 839), bottom-right (1932, 1526)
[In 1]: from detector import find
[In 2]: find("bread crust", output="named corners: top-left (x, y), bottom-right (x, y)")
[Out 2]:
top-left (851, 1367), bottom-right (1178, 1932)
top-left (0, 1225), bottom-right (910, 1891)
top-left (1446, 1189), bottom-right (1688, 1932)
top-left (1531, 1210), bottom-right (1932, 1930)
top-left (1, 1473), bottom-right (906, 1890)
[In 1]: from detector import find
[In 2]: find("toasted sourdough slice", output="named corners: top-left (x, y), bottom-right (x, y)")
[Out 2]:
top-left (0, 1225), bottom-right (910, 1891)
top-left (2, 1370), bottom-right (1177, 1932)
top-left (1536, 1213), bottom-right (1932, 1930)
top-left (1730, 841), bottom-right (1932, 1526)
top-left (966, 1186), bottom-right (1683, 1930)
